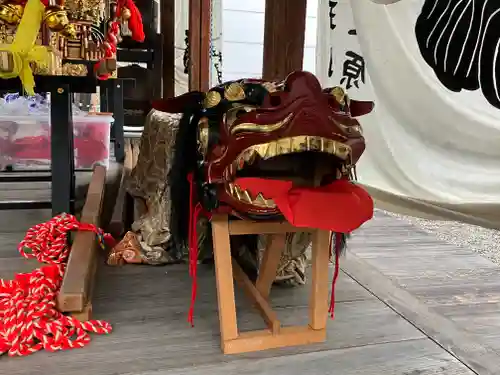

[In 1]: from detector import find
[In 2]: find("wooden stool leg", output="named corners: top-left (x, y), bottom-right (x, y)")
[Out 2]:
top-left (309, 229), bottom-right (331, 330)
top-left (255, 234), bottom-right (286, 299)
top-left (211, 214), bottom-right (239, 345)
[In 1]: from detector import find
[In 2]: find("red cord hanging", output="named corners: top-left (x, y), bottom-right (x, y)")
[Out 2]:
top-left (186, 173), bottom-right (211, 327)
top-left (328, 233), bottom-right (342, 319)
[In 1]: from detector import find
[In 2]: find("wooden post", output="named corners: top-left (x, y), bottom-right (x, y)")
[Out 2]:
top-left (161, 0), bottom-right (175, 98)
top-left (262, 0), bottom-right (308, 81)
top-left (188, 0), bottom-right (211, 91)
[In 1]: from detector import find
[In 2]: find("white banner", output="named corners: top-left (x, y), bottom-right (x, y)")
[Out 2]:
top-left (316, 0), bottom-right (374, 101)
top-left (316, 0), bottom-right (500, 230)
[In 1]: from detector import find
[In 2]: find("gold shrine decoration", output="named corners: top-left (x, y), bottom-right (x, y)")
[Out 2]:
top-left (61, 62), bottom-right (88, 76)
top-left (0, 2), bottom-right (24, 25)
top-left (30, 47), bottom-right (62, 75)
top-left (64, 0), bottom-right (105, 23)
top-left (43, 5), bottom-right (77, 39)
top-left (0, 1), bottom-right (77, 38)
top-left (0, 0), bottom-right (51, 95)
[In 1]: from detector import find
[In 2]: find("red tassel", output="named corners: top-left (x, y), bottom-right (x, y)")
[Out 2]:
top-left (117, 0), bottom-right (145, 42)
top-left (328, 233), bottom-right (342, 319)
top-left (128, 1), bottom-right (145, 42)
top-left (186, 173), bottom-right (212, 327)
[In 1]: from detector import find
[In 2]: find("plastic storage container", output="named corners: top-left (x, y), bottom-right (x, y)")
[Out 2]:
top-left (0, 113), bottom-right (113, 170)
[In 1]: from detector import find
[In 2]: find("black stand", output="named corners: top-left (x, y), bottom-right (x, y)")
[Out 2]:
top-left (50, 84), bottom-right (75, 215)
top-left (0, 75), bottom-right (123, 216)
top-left (100, 79), bottom-right (126, 163)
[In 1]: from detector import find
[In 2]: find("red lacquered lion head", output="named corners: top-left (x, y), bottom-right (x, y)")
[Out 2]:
top-left (153, 71), bottom-right (374, 247)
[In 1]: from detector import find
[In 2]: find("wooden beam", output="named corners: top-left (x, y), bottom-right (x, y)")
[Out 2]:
top-left (161, 0), bottom-right (175, 98)
top-left (57, 166), bottom-right (107, 313)
top-left (232, 259), bottom-right (281, 334)
top-left (262, 0), bottom-right (307, 81)
top-left (229, 220), bottom-right (312, 235)
top-left (188, 0), bottom-right (211, 91)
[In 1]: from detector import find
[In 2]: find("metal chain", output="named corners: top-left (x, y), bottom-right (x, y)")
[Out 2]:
top-left (182, 1), bottom-right (223, 84)
top-left (209, 0), bottom-right (223, 85)
top-left (183, 29), bottom-right (190, 74)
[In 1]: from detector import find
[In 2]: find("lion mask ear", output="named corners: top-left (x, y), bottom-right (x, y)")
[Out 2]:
top-left (151, 92), bottom-right (205, 113)
top-left (349, 100), bottom-right (374, 118)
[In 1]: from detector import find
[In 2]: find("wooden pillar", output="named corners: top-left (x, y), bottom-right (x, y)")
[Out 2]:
top-left (262, 0), bottom-right (308, 81)
top-left (188, 0), bottom-right (211, 91)
top-left (161, 0), bottom-right (175, 98)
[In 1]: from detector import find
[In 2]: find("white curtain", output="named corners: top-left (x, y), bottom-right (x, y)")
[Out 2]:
top-left (316, 0), bottom-right (500, 229)
top-left (174, 0), bottom-right (223, 95)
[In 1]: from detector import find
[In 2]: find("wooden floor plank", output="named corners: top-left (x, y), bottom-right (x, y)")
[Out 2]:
top-left (0, 231), bottom-right (26, 257)
top-left (131, 339), bottom-right (472, 375)
top-left (349, 210), bottom-right (500, 368)
top-left (0, 199), bottom-right (484, 374)
top-left (0, 189), bottom-right (51, 201)
top-left (0, 209), bottom-right (52, 232)
top-left (0, 261), bottom-right (436, 375)
top-left (343, 252), bottom-right (500, 375)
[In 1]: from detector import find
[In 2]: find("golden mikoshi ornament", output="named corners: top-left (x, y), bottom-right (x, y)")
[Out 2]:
top-left (203, 90), bottom-right (221, 108)
top-left (64, 0), bottom-right (106, 24)
top-left (43, 6), bottom-right (77, 38)
top-left (0, 3), bottom-right (24, 25)
top-left (44, 7), bottom-right (68, 31)
top-left (224, 82), bottom-right (246, 101)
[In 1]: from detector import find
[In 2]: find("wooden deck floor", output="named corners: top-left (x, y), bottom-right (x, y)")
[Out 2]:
top-left (1, 182), bottom-right (499, 374)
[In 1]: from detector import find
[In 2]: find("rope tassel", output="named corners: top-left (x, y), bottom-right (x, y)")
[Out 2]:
top-left (328, 232), bottom-right (343, 319)
top-left (0, 214), bottom-right (114, 357)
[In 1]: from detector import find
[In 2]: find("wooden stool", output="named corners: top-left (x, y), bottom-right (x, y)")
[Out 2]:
top-left (211, 213), bottom-right (331, 354)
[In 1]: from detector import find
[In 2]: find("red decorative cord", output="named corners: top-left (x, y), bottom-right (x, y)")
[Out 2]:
top-left (328, 233), bottom-right (342, 319)
top-left (186, 173), bottom-right (211, 327)
top-left (0, 214), bottom-right (114, 357)
top-left (95, 21), bottom-right (120, 80)
top-left (95, 0), bottom-right (145, 80)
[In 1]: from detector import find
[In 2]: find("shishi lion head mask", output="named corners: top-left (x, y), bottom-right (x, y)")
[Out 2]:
top-left (152, 71), bottom-right (374, 249)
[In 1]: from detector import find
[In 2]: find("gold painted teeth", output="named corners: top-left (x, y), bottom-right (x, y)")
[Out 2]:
top-left (228, 183), bottom-right (276, 208)
top-left (230, 135), bottom-right (350, 175)
top-left (234, 149), bottom-right (258, 171)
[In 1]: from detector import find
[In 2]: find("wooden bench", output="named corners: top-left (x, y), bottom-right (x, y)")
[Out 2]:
top-left (211, 213), bottom-right (331, 354)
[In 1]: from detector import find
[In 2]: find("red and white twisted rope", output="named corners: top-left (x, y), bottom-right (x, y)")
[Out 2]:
top-left (0, 214), bottom-right (114, 357)
top-left (95, 21), bottom-right (120, 80)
